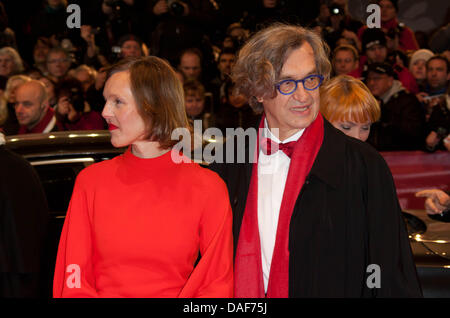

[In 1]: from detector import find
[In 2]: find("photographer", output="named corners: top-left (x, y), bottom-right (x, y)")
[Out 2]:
top-left (424, 89), bottom-right (450, 152)
top-left (54, 78), bottom-right (105, 131)
top-left (101, 0), bottom-right (148, 46)
top-left (320, 1), bottom-right (363, 51)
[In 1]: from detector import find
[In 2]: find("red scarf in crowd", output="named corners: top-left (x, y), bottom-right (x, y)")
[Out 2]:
top-left (18, 107), bottom-right (56, 134)
top-left (234, 113), bottom-right (324, 298)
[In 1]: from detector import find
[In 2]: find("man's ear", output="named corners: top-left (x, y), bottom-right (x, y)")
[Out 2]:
top-left (257, 96), bottom-right (264, 103)
top-left (41, 99), bottom-right (49, 112)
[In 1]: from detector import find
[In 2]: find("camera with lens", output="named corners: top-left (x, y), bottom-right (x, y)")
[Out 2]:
top-left (167, 0), bottom-right (185, 16)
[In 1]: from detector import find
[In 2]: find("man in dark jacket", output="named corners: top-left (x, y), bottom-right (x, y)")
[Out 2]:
top-left (364, 62), bottom-right (426, 151)
top-left (0, 133), bottom-right (49, 297)
top-left (209, 24), bottom-right (422, 298)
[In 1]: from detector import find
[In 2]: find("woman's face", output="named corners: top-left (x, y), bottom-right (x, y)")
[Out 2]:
top-left (379, 0), bottom-right (397, 22)
top-left (332, 120), bottom-right (372, 141)
top-left (410, 59), bottom-right (427, 81)
top-left (0, 54), bottom-right (15, 77)
top-left (102, 71), bottom-right (147, 148)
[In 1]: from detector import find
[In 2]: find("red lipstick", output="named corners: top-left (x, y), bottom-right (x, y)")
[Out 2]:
top-left (108, 123), bottom-right (119, 130)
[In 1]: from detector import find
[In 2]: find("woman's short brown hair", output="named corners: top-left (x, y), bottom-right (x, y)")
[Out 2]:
top-left (232, 23), bottom-right (332, 113)
top-left (106, 56), bottom-right (189, 149)
top-left (320, 75), bottom-right (381, 124)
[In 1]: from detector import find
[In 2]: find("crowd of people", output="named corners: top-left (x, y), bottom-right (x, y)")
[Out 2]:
top-left (0, 0), bottom-right (447, 153)
top-left (0, 0), bottom-right (449, 299)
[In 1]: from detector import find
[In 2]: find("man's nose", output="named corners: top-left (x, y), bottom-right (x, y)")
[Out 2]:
top-left (14, 103), bottom-right (23, 113)
top-left (292, 83), bottom-right (309, 102)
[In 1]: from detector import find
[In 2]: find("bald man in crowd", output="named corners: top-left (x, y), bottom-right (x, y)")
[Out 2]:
top-left (15, 80), bottom-right (59, 134)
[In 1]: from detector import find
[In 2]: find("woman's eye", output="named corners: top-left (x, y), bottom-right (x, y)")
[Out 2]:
top-left (362, 126), bottom-right (370, 131)
top-left (340, 125), bottom-right (350, 130)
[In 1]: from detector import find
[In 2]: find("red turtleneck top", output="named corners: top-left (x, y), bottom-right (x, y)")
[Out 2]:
top-left (53, 147), bottom-right (233, 298)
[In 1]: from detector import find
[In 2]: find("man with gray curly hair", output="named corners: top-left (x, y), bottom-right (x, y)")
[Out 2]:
top-left (210, 23), bottom-right (422, 298)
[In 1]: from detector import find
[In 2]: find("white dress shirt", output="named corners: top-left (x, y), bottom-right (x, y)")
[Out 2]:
top-left (258, 119), bottom-right (304, 292)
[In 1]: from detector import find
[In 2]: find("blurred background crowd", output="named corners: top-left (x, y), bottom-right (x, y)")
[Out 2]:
top-left (0, 0), bottom-right (448, 153)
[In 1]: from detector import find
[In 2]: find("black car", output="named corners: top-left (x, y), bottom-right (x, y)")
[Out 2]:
top-left (4, 131), bottom-right (450, 298)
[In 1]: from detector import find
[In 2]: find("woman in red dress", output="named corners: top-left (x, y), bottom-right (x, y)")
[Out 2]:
top-left (53, 56), bottom-right (233, 298)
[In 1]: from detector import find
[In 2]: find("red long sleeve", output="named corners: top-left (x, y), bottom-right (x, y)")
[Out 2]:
top-left (53, 148), bottom-right (233, 298)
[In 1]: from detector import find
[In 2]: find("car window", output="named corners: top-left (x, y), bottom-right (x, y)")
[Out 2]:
top-left (32, 153), bottom-right (122, 216)
top-left (33, 161), bottom-right (88, 216)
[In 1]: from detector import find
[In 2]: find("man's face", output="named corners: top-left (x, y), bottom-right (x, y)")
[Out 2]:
top-left (47, 52), bottom-right (71, 79)
top-left (179, 53), bottom-right (201, 81)
top-left (366, 44), bottom-right (387, 63)
top-left (333, 49), bottom-right (358, 75)
top-left (34, 41), bottom-right (50, 64)
top-left (366, 71), bottom-right (393, 97)
top-left (15, 83), bottom-right (48, 129)
top-left (426, 59), bottom-right (450, 91)
top-left (218, 53), bottom-right (236, 77)
top-left (185, 91), bottom-right (205, 117)
top-left (0, 54), bottom-right (15, 77)
top-left (260, 42), bottom-right (321, 141)
top-left (121, 40), bottom-right (142, 59)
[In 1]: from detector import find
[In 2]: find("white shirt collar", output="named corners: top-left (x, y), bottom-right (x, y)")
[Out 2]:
top-left (263, 118), bottom-right (305, 143)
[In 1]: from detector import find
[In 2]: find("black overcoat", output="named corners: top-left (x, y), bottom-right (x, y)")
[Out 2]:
top-left (0, 146), bottom-right (48, 297)
top-left (210, 118), bottom-right (423, 297)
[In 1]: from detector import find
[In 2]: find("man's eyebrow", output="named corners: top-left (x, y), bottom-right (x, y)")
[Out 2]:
top-left (278, 69), bottom-right (317, 81)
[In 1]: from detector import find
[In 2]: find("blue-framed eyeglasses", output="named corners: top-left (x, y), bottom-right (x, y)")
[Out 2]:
top-left (276, 74), bottom-right (324, 95)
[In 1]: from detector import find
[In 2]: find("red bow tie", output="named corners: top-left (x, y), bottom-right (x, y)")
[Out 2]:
top-left (261, 137), bottom-right (296, 158)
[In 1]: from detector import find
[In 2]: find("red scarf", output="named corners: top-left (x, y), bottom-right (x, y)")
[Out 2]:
top-left (18, 107), bottom-right (55, 134)
top-left (234, 113), bottom-right (324, 298)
